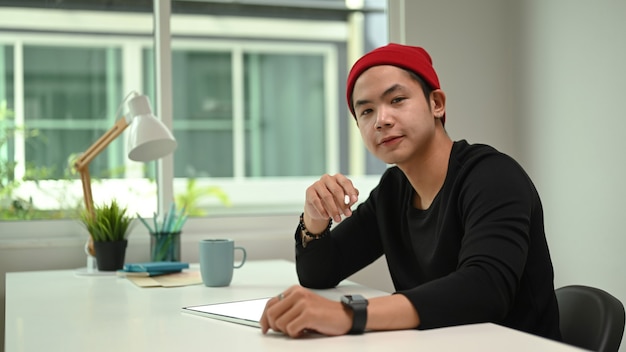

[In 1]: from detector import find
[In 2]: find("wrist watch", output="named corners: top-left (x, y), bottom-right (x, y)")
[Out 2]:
top-left (341, 294), bottom-right (368, 334)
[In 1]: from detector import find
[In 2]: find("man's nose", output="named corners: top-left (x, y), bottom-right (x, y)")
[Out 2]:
top-left (375, 107), bottom-right (394, 129)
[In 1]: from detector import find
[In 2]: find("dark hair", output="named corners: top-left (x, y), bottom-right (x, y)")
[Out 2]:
top-left (405, 69), bottom-right (435, 102)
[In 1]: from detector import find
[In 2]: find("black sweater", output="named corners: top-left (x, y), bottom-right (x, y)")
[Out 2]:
top-left (295, 140), bottom-right (561, 341)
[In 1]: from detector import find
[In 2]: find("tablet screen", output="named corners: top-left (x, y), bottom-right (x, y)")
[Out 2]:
top-left (182, 297), bottom-right (271, 327)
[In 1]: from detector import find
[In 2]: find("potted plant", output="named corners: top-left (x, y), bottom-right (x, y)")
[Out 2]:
top-left (79, 199), bottom-right (134, 271)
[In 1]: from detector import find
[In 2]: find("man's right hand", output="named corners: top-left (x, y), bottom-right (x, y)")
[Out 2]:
top-left (303, 173), bottom-right (359, 232)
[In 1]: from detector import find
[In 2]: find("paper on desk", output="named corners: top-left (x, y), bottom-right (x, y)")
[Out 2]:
top-left (126, 270), bottom-right (203, 288)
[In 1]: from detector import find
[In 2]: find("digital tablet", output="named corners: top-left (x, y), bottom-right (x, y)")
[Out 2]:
top-left (182, 297), bottom-right (271, 327)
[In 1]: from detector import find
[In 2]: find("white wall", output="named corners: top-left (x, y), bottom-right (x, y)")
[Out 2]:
top-left (388, 0), bottom-right (626, 350)
top-left (388, 0), bottom-right (521, 157)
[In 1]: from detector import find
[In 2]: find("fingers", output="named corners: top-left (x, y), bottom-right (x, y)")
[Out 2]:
top-left (260, 291), bottom-right (288, 334)
top-left (261, 286), bottom-right (303, 337)
top-left (306, 173), bottom-right (359, 223)
top-left (260, 285), bottom-right (352, 338)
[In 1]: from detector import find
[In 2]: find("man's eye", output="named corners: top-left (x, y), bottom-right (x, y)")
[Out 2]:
top-left (391, 97), bottom-right (406, 104)
top-left (359, 108), bottom-right (372, 117)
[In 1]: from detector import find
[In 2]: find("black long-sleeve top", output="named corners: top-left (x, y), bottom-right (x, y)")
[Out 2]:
top-left (295, 140), bottom-right (561, 341)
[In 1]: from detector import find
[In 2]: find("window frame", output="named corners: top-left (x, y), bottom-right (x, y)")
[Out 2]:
top-left (167, 39), bottom-right (342, 177)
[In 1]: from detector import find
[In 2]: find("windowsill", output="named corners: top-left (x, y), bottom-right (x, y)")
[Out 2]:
top-left (0, 212), bottom-right (301, 249)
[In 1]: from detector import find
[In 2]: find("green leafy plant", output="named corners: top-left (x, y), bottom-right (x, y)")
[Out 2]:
top-left (175, 178), bottom-right (231, 217)
top-left (79, 200), bottom-right (134, 242)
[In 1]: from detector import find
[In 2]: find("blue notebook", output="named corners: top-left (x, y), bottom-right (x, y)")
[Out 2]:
top-left (123, 261), bottom-right (189, 273)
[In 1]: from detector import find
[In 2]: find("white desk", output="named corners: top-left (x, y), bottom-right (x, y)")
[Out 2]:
top-left (5, 259), bottom-right (583, 352)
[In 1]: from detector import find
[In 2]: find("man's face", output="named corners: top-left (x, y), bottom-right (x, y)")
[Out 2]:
top-left (351, 65), bottom-right (440, 167)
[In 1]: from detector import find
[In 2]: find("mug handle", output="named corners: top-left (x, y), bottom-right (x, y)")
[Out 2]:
top-left (234, 246), bottom-right (246, 269)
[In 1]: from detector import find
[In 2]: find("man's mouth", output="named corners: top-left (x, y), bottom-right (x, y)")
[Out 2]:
top-left (379, 136), bottom-right (402, 145)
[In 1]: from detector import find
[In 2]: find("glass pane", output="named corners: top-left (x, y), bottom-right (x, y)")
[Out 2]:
top-left (0, 44), bottom-right (16, 219)
top-left (169, 50), bottom-right (234, 178)
top-left (0, 45), bottom-right (13, 106)
top-left (244, 52), bottom-right (325, 177)
top-left (23, 46), bottom-right (123, 179)
top-left (176, 130), bottom-right (233, 178)
top-left (175, 51), bottom-right (232, 121)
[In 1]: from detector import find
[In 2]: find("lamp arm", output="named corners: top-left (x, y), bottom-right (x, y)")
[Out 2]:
top-left (78, 166), bottom-right (97, 257)
top-left (74, 116), bottom-right (130, 257)
top-left (74, 117), bottom-right (130, 170)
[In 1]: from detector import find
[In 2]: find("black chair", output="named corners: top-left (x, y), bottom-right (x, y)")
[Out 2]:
top-left (556, 285), bottom-right (625, 352)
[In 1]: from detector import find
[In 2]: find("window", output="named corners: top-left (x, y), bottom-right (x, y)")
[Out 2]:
top-left (0, 0), bottom-right (387, 230)
top-left (165, 46), bottom-right (330, 179)
top-left (24, 46), bottom-right (123, 181)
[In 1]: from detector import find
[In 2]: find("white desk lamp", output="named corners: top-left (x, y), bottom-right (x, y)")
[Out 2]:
top-left (74, 92), bottom-right (177, 272)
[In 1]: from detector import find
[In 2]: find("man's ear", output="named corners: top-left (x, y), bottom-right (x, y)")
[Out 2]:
top-left (430, 89), bottom-right (446, 118)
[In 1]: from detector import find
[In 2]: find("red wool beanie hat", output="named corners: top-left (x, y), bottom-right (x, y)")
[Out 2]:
top-left (346, 43), bottom-right (444, 124)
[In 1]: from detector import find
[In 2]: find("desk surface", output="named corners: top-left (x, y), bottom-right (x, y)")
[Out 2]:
top-left (5, 259), bottom-right (583, 352)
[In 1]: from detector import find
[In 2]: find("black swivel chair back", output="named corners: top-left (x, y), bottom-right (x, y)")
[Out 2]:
top-left (556, 285), bottom-right (625, 352)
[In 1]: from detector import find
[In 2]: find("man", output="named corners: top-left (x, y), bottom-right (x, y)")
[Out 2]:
top-left (260, 43), bottom-right (561, 341)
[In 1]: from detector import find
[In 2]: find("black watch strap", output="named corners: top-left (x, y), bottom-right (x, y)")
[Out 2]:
top-left (341, 294), bottom-right (368, 334)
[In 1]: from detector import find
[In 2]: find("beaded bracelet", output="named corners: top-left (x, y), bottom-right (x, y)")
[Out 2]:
top-left (299, 212), bottom-right (332, 248)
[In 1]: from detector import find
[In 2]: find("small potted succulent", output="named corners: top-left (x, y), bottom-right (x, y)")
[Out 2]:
top-left (79, 199), bottom-right (134, 271)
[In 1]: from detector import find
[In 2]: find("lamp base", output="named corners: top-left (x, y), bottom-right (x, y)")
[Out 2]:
top-left (87, 253), bottom-right (97, 272)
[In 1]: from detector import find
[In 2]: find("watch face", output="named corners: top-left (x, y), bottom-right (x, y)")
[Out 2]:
top-left (342, 294), bottom-right (368, 306)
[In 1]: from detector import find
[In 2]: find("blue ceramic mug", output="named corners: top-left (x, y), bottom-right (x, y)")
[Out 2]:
top-left (199, 239), bottom-right (247, 287)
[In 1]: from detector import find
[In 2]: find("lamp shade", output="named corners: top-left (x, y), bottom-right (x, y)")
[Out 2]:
top-left (126, 94), bottom-right (177, 161)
